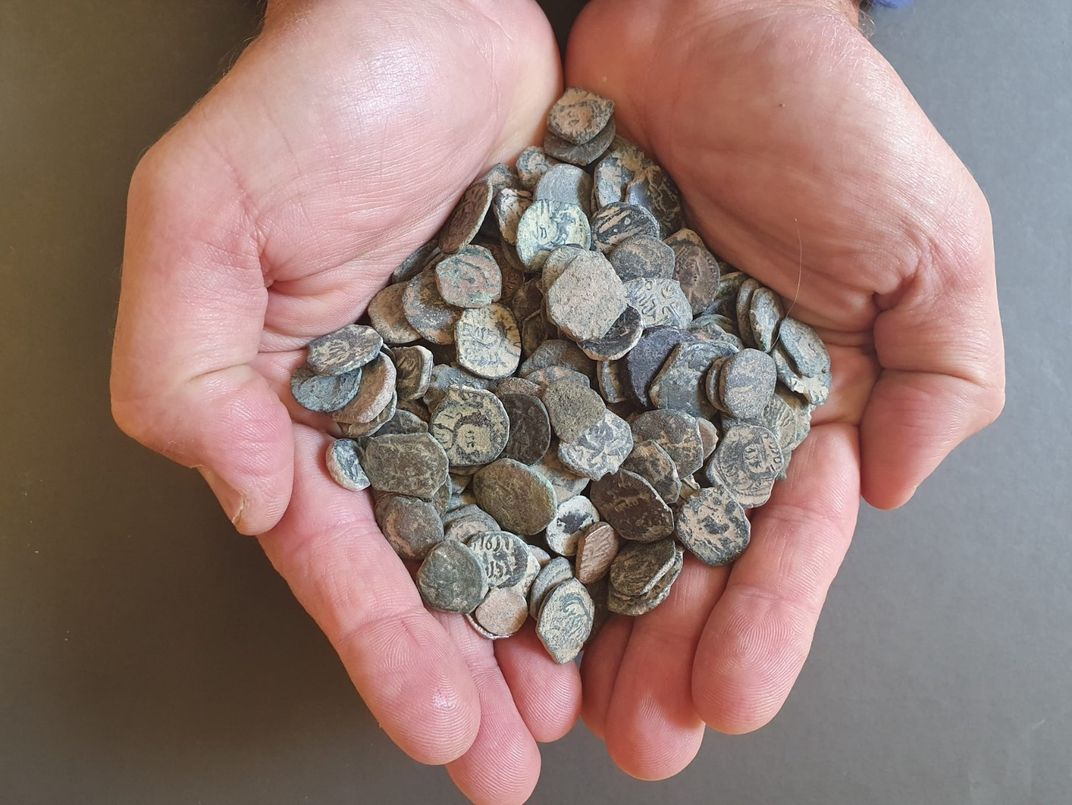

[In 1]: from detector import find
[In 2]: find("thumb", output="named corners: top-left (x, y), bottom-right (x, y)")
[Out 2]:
top-left (111, 129), bottom-right (293, 535)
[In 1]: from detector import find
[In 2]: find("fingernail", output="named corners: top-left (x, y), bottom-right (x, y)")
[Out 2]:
top-left (197, 468), bottom-right (246, 528)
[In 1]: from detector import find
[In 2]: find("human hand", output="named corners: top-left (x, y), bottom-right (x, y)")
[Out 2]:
top-left (566, 0), bottom-right (1004, 779)
top-left (111, 1), bottom-right (575, 801)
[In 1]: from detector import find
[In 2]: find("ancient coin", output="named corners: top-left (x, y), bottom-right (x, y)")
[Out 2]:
top-left (704, 357), bottom-right (731, 414)
top-left (333, 354), bottom-right (397, 424)
top-left (391, 241), bottom-right (440, 284)
top-left (558, 410), bottom-right (634, 481)
top-left (607, 542), bottom-right (683, 616)
top-left (776, 317), bottom-right (831, 377)
top-left (773, 346), bottom-right (831, 406)
top-left (623, 277), bottom-right (693, 329)
top-left (543, 381), bottom-right (607, 443)
top-left (590, 469), bottom-right (675, 542)
top-left (624, 165), bottom-right (683, 237)
top-left (536, 578), bottom-right (594, 664)
top-left (367, 282), bottom-right (422, 345)
top-left (528, 556), bottom-right (573, 619)
top-left (515, 200), bottom-right (591, 271)
top-left (433, 245), bottom-right (502, 308)
top-left (291, 364), bottom-right (363, 413)
top-left (529, 545), bottom-right (552, 567)
top-left (673, 241), bottom-right (721, 315)
top-left (664, 227), bottom-right (705, 253)
top-left (375, 494), bottom-right (445, 560)
top-left (306, 324), bottom-right (383, 376)
top-left (719, 348), bottom-right (777, 420)
top-left (596, 360), bottom-right (628, 404)
top-left (392, 345), bottom-right (433, 401)
top-left (442, 503), bottom-right (499, 531)
top-left (429, 386), bottom-right (510, 466)
top-left (586, 576), bottom-right (611, 636)
top-left (770, 385), bottom-right (812, 452)
top-left (499, 392), bottom-right (551, 465)
top-left (422, 364), bottom-right (491, 410)
top-left (578, 305), bottom-right (643, 361)
top-left (649, 341), bottom-right (723, 418)
top-left (375, 409), bottom-right (429, 437)
top-left (325, 438), bottom-right (371, 492)
top-left (455, 304), bottom-right (522, 380)
top-left (492, 187), bottom-right (532, 246)
top-left (473, 588), bottom-right (529, 637)
top-left (336, 390), bottom-right (396, 438)
top-left (545, 257), bottom-right (628, 342)
top-left (535, 163), bottom-right (594, 216)
top-left (610, 538), bottom-right (677, 597)
top-left (574, 522), bottom-right (621, 584)
top-left (440, 178), bottom-right (493, 254)
top-left (675, 481), bottom-right (751, 566)
top-left (446, 516), bottom-right (501, 542)
top-left (697, 417), bottom-right (720, 460)
top-left (591, 202), bottom-right (661, 253)
top-left (735, 278), bottom-right (760, 348)
top-left (608, 236), bottom-right (676, 281)
top-left (527, 366), bottom-right (592, 392)
top-left (539, 245), bottom-right (588, 293)
top-left (483, 162), bottom-right (522, 195)
top-left (629, 409), bottom-right (705, 476)
top-left (520, 339), bottom-right (595, 379)
top-left (622, 326), bottom-right (696, 405)
top-left (491, 243), bottom-right (525, 303)
top-left (622, 439), bottom-right (681, 504)
top-left (544, 495), bottom-right (600, 557)
top-left (417, 540), bottom-right (489, 613)
top-left (544, 117), bottom-right (616, 167)
top-left (496, 376), bottom-right (542, 397)
top-left (472, 458), bottom-right (558, 536)
top-left (714, 423), bottom-right (784, 507)
top-left (749, 287), bottom-right (784, 352)
top-left (362, 431), bottom-right (450, 499)
top-left (521, 311), bottom-right (551, 356)
top-left (547, 87), bottom-right (615, 145)
top-left (504, 547), bottom-right (542, 599)
top-left (402, 269), bottom-right (460, 345)
top-left (511, 280), bottom-right (545, 323)
top-left (531, 451), bottom-right (590, 505)
top-left (466, 530), bottom-right (532, 589)
top-left (592, 153), bottom-right (626, 209)
top-left (515, 146), bottom-right (560, 189)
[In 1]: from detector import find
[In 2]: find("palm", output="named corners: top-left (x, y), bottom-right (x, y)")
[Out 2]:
top-left (565, 0), bottom-right (1002, 780)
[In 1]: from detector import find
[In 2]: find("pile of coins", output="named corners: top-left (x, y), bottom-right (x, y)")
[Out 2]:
top-left (291, 89), bottom-right (831, 664)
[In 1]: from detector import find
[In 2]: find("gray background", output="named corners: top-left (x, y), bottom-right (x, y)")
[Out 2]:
top-left (2, 1), bottom-right (1069, 803)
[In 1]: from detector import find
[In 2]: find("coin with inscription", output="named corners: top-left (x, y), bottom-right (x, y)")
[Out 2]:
top-left (515, 200), bottom-right (592, 271)
top-left (362, 431), bottom-right (450, 499)
top-left (472, 458), bottom-right (558, 536)
top-left (535, 163), bottom-right (594, 217)
top-left (536, 578), bottom-right (594, 664)
top-left (455, 304), bottom-right (522, 380)
top-left (528, 556), bottom-right (573, 619)
top-left (392, 345), bottom-right (433, 401)
top-left (374, 408), bottom-right (429, 437)
top-left (624, 164), bottom-right (683, 237)
top-left (429, 386), bottom-right (509, 466)
top-left (673, 241), bottom-right (721, 315)
top-left (417, 540), bottom-right (488, 613)
top-left (421, 364), bottom-right (491, 411)
top-left (574, 522), bottom-right (621, 584)
top-left (592, 153), bottom-right (626, 209)
top-left (402, 269), bottom-right (460, 345)
top-left (466, 530), bottom-right (532, 589)
top-left (590, 469), bottom-right (674, 542)
top-left (434, 245), bottom-right (502, 308)
top-left (735, 278), bottom-right (760, 348)
top-left (558, 409), bottom-right (634, 481)
top-left (499, 392), bottom-right (551, 465)
top-left (591, 202), bottom-right (661, 253)
top-left (515, 146), bottom-right (560, 189)
top-left (610, 538), bottom-right (677, 597)
top-left (622, 439), bottom-right (681, 504)
top-left (333, 354), bottom-right (397, 425)
top-left (306, 324), bottom-right (383, 376)
top-left (291, 364), bottom-right (363, 413)
top-left (325, 438), bottom-right (371, 492)
top-left (608, 236), bottom-right (676, 281)
top-left (547, 87), bottom-right (615, 145)
top-left (440, 179), bottom-right (493, 254)
top-left (544, 495), bottom-right (600, 557)
top-left (544, 118), bottom-right (616, 167)
top-left (714, 423), bottom-right (785, 507)
top-left (623, 277), bottom-right (692, 329)
top-left (375, 493), bottom-right (445, 560)
top-left (675, 480), bottom-right (751, 566)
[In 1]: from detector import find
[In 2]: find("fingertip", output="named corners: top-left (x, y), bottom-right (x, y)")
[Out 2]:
top-left (605, 699), bottom-right (705, 781)
top-left (495, 624), bottom-right (581, 743)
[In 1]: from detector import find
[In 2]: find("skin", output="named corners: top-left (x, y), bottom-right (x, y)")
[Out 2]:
top-left (111, 0), bottom-right (1004, 798)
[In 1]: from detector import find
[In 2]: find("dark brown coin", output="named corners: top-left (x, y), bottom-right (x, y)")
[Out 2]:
top-left (500, 392), bottom-right (551, 465)
top-left (749, 287), bottom-right (784, 353)
top-left (719, 348), bottom-right (777, 420)
top-left (535, 163), bottom-right (594, 217)
top-left (590, 469), bottom-right (674, 542)
top-left (629, 409), bottom-right (705, 476)
top-left (492, 187), bottom-right (532, 246)
top-left (528, 556), bottom-right (573, 619)
top-left (291, 364), bottom-right (363, 413)
top-left (543, 381), bottom-right (607, 443)
top-left (622, 440), bottom-right (681, 504)
top-left (429, 386), bottom-right (510, 467)
top-left (776, 317), bottom-right (831, 377)
top-left (574, 522), bottom-right (621, 584)
top-left (607, 542), bottom-right (683, 616)
top-left (392, 345), bottom-right (433, 401)
top-left (473, 588), bottom-right (528, 637)
top-left (391, 241), bottom-right (440, 284)
top-left (521, 311), bottom-right (551, 357)
top-left (402, 270), bottom-right (460, 345)
top-left (547, 87), bottom-right (615, 145)
top-left (333, 354), bottom-right (397, 425)
top-left (515, 146), bottom-right (560, 189)
top-left (544, 495), bottom-right (600, 557)
top-left (472, 458), bottom-right (558, 536)
top-left (466, 530), bottom-right (532, 589)
top-left (362, 432), bottom-right (450, 499)
top-left (596, 359), bottom-right (628, 404)
top-left (455, 304), bottom-right (522, 380)
top-left (417, 540), bottom-right (488, 613)
top-left (375, 494), bottom-right (445, 561)
top-left (608, 236), bottom-right (676, 281)
top-left (375, 409), bottom-right (429, 437)
top-left (440, 179), bottom-right (493, 254)
top-left (434, 245), bottom-right (502, 308)
top-left (624, 165), bottom-right (683, 237)
top-left (714, 423), bottom-right (785, 507)
top-left (510, 279), bottom-right (544, 322)
top-left (536, 578), bottom-right (594, 664)
top-left (648, 341), bottom-right (723, 418)
top-left (306, 324), bottom-right (383, 376)
top-left (531, 451), bottom-right (590, 505)
top-left (622, 326), bottom-right (696, 405)
top-left (609, 538), bottom-right (677, 597)
top-left (543, 117), bottom-right (616, 167)
top-left (623, 277), bottom-right (693, 329)
top-left (578, 305), bottom-right (643, 362)
top-left (515, 200), bottom-right (591, 271)
top-left (674, 241), bottom-right (721, 315)
top-left (325, 438), bottom-right (371, 492)
top-left (520, 339), bottom-right (595, 379)
top-left (676, 479), bottom-right (751, 566)
top-left (591, 202), bottom-right (660, 253)
top-left (558, 410), bottom-right (634, 481)
top-left (367, 282), bottom-right (421, 345)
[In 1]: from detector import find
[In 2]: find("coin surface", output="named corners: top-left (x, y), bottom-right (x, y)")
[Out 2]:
top-left (474, 588), bottom-right (529, 637)
top-left (336, 390), bottom-right (397, 438)
top-left (333, 354), bottom-right (397, 425)
top-left (520, 339), bottom-right (595, 379)
top-left (591, 202), bottom-right (661, 253)
top-left (622, 439), bottom-right (681, 504)
top-left (515, 200), bottom-right (591, 271)
top-left (392, 345), bottom-right (433, 401)
top-left (544, 495), bottom-right (600, 557)
top-left (622, 326), bottom-right (696, 405)
top-left (440, 179), bottom-right (493, 254)
top-left (543, 381), bottom-right (607, 443)
top-left (515, 146), bottom-right (560, 189)
top-left (714, 423), bottom-right (785, 507)
top-left (429, 386), bottom-right (510, 466)
top-left (547, 87), bottom-right (615, 145)
top-left (735, 277), bottom-right (760, 348)
top-left (417, 540), bottom-right (489, 613)
top-left (748, 286), bottom-right (784, 352)
top-left (558, 409), bottom-right (634, 480)
top-left (375, 494), bottom-right (446, 560)
top-left (648, 341), bottom-right (723, 418)
top-left (391, 241), bottom-right (440, 284)
top-left (325, 438), bottom-right (371, 492)
top-left (629, 409), bottom-right (705, 477)
top-left (536, 578), bottom-right (594, 664)
top-left (472, 458), bottom-right (558, 536)
top-left (499, 392), bottom-right (551, 465)
top-left (528, 556), bottom-right (573, 619)
top-left (608, 235), bottom-right (676, 281)
top-left (535, 163), bottom-right (594, 216)
top-left (719, 348), bottom-right (777, 420)
top-left (590, 469), bottom-right (674, 542)
top-left (434, 245), bottom-right (502, 308)
top-left (776, 317), bottom-right (831, 377)
top-left (574, 522), bottom-right (621, 584)
top-left (544, 117), bottom-right (616, 167)
top-left (367, 282), bottom-right (422, 345)
top-left (402, 269), bottom-right (461, 345)
top-left (675, 481), bottom-right (751, 566)
top-left (546, 255), bottom-right (627, 341)
top-left (306, 324), bottom-right (383, 376)
top-left (531, 451), bottom-right (590, 504)
top-left (466, 530), bottom-right (532, 589)
top-left (493, 187), bottom-right (532, 246)
top-left (596, 359), bottom-right (628, 404)
top-left (578, 305), bottom-right (643, 361)
top-left (610, 538), bottom-right (677, 597)
top-left (362, 431), bottom-right (450, 499)
top-left (673, 241), bottom-right (721, 315)
top-left (623, 277), bottom-right (693, 329)
top-left (608, 542), bottom-right (683, 616)
top-left (291, 364), bottom-right (363, 413)
top-left (455, 304), bottom-right (522, 380)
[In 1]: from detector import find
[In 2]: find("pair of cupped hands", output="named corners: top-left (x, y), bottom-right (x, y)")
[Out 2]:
top-left (111, 0), bottom-right (1004, 801)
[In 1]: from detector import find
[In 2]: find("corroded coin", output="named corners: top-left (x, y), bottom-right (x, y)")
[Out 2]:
top-left (543, 381), bottom-right (607, 443)
top-left (622, 439), bottom-right (681, 504)
top-left (544, 118), bottom-right (616, 167)
top-left (306, 324), bottom-right (383, 376)
top-left (521, 311), bottom-right (551, 356)
top-left (735, 278), bottom-right (760, 348)
top-left (473, 588), bottom-right (529, 637)
top-left (649, 341), bottom-right (723, 418)
top-left (749, 287), bottom-right (784, 352)
top-left (591, 203), bottom-right (661, 253)
top-left (544, 495), bottom-right (600, 557)
top-left (375, 494), bottom-right (445, 561)
top-left (540, 245), bottom-right (588, 293)
top-left (515, 200), bottom-right (591, 271)
top-left (291, 364), bottom-right (363, 413)
top-left (336, 390), bottom-right (396, 438)
top-left (333, 354), bottom-right (397, 425)
top-left (375, 408), bottom-right (429, 437)
top-left (623, 277), bottom-right (693, 329)
top-left (402, 269), bottom-right (461, 345)
top-left (675, 481), bottom-right (751, 566)
top-left (417, 540), bottom-right (488, 613)
top-left (776, 317), bottom-right (831, 377)
top-left (392, 345), bottom-right (433, 401)
top-left (608, 236), bottom-right (676, 281)
top-left (592, 153), bottom-right (626, 209)
top-left (673, 241), bottom-right (721, 315)
top-left (515, 146), bottom-right (560, 189)
top-left (325, 438), bottom-right (371, 492)
top-left (546, 256), bottom-right (628, 342)
top-left (558, 409), bottom-right (634, 481)
top-left (608, 542), bottom-right (683, 616)
top-left (466, 530), bottom-right (532, 589)
top-left (574, 522), bottom-right (621, 584)
top-left (511, 279), bottom-right (544, 322)
top-left (499, 392), bottom-right (551, 465)
top-left (536, 578), bottom-right (594, 664)
top-left (719, 348), bottom-right (777, 420)
top-left (391, 241), bottom-right (440, 285)
top-left (367, 282), bottom-right (421, 345)
top-left (440, 178), bottom-right (493, 254)
top-left (697, 417), bottom-right (720, 460)
top-left (610, 538), bottom-right (677, 597)
top-left (596, 360), bottom-right (628, 404)
top-left (362, 431), bottom-right (449, 499)
top-left (472, 458), bottom-right (558, 536)
top-left (455, 304), bottom-right (522, 380)
top-left (578, 305), bottom-right (643, 362)
top-left (547, 87), bottom-right (615, 145)
top-left (714, 423), bottom-right (784, 507)
top-left (520, 339), bottom-right (595, 379)
top-left (496, 376), bottom-right (542, 397)
top-left (624, 165), bottom-right (683, 237)
top-left (531, 451), bottom-right (590, 505)
top-left (483, 162), bottom-right (522, 195)
top-left (622, 326), bottom-right (696, 405)
top-left (429, 386), bottom-right (510, 466)
top-left (434, 245), bottom-right (502, 308)
top-left (422, 364), bottom-right (491, 410)
top-left (773, 345), bottom-right (831, 405)
top-left (629, 409), bottom-right (705, 477)
top-left (445, 517), bottom-right (501, 543)
top-left (442, 502), bottom-right (498, 531)
top-left (535, 163), bottom-right (594, 217)
top-left (493, 187), bottom-right (532, 246)
top-left (590, 469), bottom-right (674, 542)
top-left (528, 556), bottom-right (573, 619)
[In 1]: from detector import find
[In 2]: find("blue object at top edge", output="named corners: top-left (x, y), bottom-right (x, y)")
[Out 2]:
top-left (872, 0), bottom-right (912, 7)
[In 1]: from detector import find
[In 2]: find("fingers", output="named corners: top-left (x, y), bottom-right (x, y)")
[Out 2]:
top-left (494, 623), bottom-right (582, 743)
top-left (862, 187), bottom-right (1005, 508)
top-left (258, 426), bottom-right (480, 764)
top-left (693, 424), bottom-right (860, 734)
top-left (579, 615), bottom-right (633, 739)
top-left (602, 560), bottom-right (729, 780)
top-left (443, 618), bottom-right (542, 805)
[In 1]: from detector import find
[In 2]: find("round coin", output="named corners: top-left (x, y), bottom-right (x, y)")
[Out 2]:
top-left (547, 87), bottom-right (615, 145)
top-left (608, 235), bottom-right (676, 281)
top-left (466, 530), bottom-right (532, 589)
top-left (306, 324), bottom-right (383, 376)
top-left (714, 424), bottom-right (785, 507)
top-left (543, 118), bottom-right (616, 167)
top-left (719, 348), bottom-right (777, 420)
top-left (361, 431), bottom-right (450, 499)
top-left (417, 540), bottom-right (489, 613)
top-left (367, 282), bottom-right (421, 345)
top-left (402, 269), bottom-right (461, 345)
top-left (629, 409), bottom-right (705, 477)
top-left (429, 386), bottom-right (510, 466)
top-left (472, 458), bottom-right (558, 536)
top-left (392, 345), bottom-right (433, 401)
top-left (515, 200), bottom-right (591, 271)
top-left (499, 392), bottom-right (551, 465)
top-left (557, 409), bottom-right (634, 481)
top-left (574, 522), bottom-right (621, 584)
top-left (434, 245), bottom-right (502, 308)
top-left (546, 256), bottom-right (627, 342)
top-left (543, 381), bottom-right (607, 443)
top-left (455, 304), bottom-right (522, 380)
top-left (610, 538), bottom-right (677, 597)
top-left (590, 469), bottom-right (674, 542)
top-left (675, 482), bottom-right (751, 566)
top-left (325, 438), bottom-right (371, 492)
top-left (332, 354), bottom-right (397, 425)
top-left (578, 305), bottom-right (643, 361)
top-left (590, 202), bottom-right (660, 253)
top-left (375, 494), bottom-right (446, 560)
top-left (474, 588), bottom-right (529, 637)
top-left (291, 364), bottom-right (363, 413)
